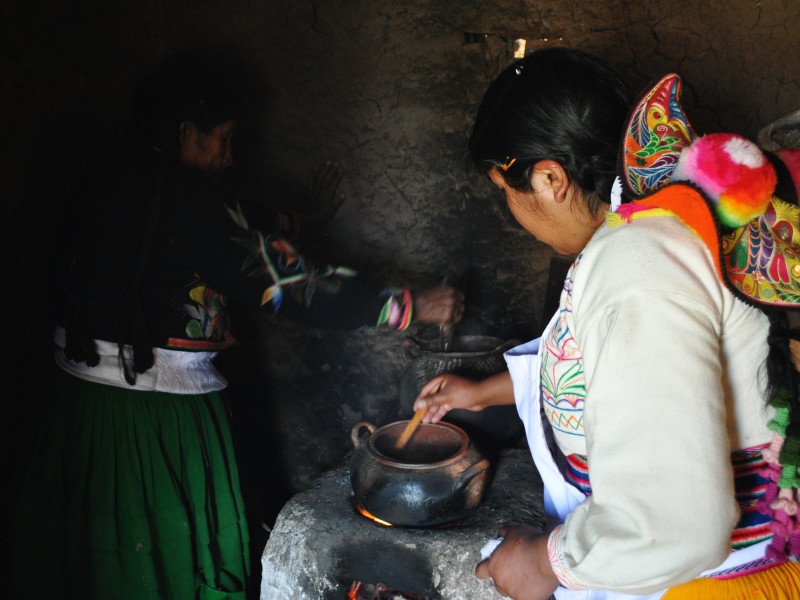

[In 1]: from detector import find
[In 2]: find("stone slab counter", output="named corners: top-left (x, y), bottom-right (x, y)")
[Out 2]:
top-left (260, 448), bottom-right (547, 600)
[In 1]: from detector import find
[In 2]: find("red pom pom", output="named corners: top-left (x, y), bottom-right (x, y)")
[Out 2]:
top-left (671, 133), bottom-right (777, 227)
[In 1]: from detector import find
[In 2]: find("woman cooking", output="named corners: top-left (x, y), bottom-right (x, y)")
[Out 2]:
top-left (414, 47), bottom-right (800, 598)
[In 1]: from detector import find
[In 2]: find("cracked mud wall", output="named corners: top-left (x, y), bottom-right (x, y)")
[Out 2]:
top-left (4, 0), bottom-right (800, 527)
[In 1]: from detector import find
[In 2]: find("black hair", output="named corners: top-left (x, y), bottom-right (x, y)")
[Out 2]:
top-left (468, 47), bottom-right (631, 216)
top-left (129, 53), bottom-right (242, 159)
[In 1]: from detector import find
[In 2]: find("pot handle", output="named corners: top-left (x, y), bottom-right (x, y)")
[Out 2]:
top-left (496, 338), bottom-right (522, 354)
top-left (402, 335), bottom-right (423, 359)
top-left (351, 421), bottom-right (376, 449)
top-left (454, 458), bottom-right (491, 493)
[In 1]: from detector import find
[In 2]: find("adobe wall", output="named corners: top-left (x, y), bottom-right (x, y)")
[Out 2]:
top-left (4, 0), bottom-right (798, 526)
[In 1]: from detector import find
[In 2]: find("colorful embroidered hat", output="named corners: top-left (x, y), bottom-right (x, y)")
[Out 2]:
top-left (619, 73), bottom-right (800, 311)
top-left (618, 73), bottom-right (800, 566)
top-left (620, 73), bottom-right (698, 198)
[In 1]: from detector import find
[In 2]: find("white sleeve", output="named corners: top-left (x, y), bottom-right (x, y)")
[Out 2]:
top-left (550, 219), bottom-right (742, 593)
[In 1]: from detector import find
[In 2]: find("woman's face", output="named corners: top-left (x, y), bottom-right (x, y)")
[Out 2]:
top-left (179, 119), bottom-right (237, 180)
top-left (488, 166), bottom-right (601, 256)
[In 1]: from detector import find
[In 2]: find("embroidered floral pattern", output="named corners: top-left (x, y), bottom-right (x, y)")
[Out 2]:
top-left (721, 198), bottom-right (800, 307)
top-left (541, 255), bottom-right (587, 440)
top-left (168, 280), bottom-right (235, 350)
top-left (226, 201), bottom-right (357, 312)
top-left (621, 73), bottom-right (697, 198)
top-left (184, 284), bottom-right (229, 340)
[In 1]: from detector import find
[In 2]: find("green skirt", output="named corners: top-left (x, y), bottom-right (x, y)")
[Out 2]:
top-left (12, 368), bottom-right (251, 600)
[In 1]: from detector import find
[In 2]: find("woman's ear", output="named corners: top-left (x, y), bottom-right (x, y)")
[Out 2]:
top-left (531, 160), bottom-right (571, 203)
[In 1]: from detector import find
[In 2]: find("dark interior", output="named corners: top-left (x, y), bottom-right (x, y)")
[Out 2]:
top-left (3, 1), bottom-right (799, 595)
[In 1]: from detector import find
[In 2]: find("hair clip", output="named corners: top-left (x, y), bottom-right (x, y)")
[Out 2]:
top-left (501, 157), bottom-right (517, 171)
top-left (515, 65), bottom-right (524, 76)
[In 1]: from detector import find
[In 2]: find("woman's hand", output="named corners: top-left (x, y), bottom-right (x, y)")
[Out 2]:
top-left (413, 371), bottom-right (514, 424)
top-left (475, 526), bottom-right (559, 600)
top-left (413, 374), bottom-right (487, 424)
top-left (411, 284), bottom-right (465, 328)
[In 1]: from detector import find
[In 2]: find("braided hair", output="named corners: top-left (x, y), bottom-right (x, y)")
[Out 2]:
top-left (468, 47), bottom-right (631, 217)
top-left (765, 307), bottom-right (800, 431)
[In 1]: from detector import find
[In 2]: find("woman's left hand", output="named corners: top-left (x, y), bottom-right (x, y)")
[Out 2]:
top-left (475, 526), bottom-right (559, 600)
top-left (411, 284), bottom-right (465, 327)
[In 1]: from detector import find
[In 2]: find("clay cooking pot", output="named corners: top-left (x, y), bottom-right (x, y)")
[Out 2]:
top-left (350, 420), bottom-right (490, 527)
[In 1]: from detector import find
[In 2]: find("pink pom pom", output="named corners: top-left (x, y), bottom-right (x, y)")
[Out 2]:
top-left (771, 489), bottom-right (799, 515)
top-left (766, 542), bottom-right (789, 562)
top-left (770, 518), bottom-right (789, 540)
top-left (671, 133), bottom-right (777, 227)
top-left (763, 444), bottom-right (782, 463)
top-left (789, 533), bottom-right (800, 558)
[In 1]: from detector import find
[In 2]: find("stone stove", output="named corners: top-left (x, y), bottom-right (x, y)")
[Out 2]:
top-left (260, 448), bottom-right (546, 599)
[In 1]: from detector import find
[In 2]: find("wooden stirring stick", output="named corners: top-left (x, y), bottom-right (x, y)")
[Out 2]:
top-left (395, 406), bottom-right (428, 449)
top-left (396, 377), bottom-right (445, 449)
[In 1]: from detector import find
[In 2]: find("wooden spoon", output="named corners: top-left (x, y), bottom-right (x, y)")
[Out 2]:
top-left (395, 406), bottom-right (428, 449)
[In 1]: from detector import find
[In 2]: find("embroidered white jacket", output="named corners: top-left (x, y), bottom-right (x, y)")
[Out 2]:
top-left (538, 212), bottom-right (771, 593)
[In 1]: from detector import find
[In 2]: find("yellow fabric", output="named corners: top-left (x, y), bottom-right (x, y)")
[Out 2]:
top-left (605, 207), bottom-right (676, 227)
top-left (662, 561), bottom-right (800, 600)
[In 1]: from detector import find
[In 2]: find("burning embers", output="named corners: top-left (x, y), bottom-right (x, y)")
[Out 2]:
top-left (347, 580), bottom-right (432, 600)
top-left (332, 539), bottom-right (441, 600)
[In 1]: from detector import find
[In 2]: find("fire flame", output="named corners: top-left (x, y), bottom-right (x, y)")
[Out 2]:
top-left (347, 581), bottom-right (361, 600)
top-left (354, 503), bottom-right (394, 527)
